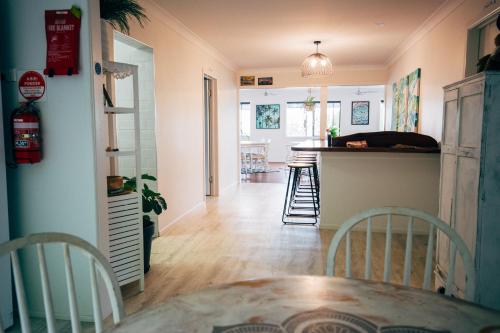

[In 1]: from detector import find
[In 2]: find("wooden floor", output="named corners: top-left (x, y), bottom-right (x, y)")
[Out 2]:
top-left (122, 182), bottom-right (431, 316)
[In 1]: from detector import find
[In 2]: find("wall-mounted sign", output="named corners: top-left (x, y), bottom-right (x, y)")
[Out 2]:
top-left (17, 70), bottom-right (46, 102)
top-left (240, 76), bottom-right (255, 86)
top-left (43, 7), bottom-right (81, 77)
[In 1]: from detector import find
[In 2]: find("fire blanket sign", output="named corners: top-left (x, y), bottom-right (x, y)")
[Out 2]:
top-left (17, 70), bottom-right (47, 102)
top-left (43, 7), bottom-right (81, 76)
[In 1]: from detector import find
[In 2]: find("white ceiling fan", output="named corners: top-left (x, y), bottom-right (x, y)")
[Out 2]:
top-left (263, 89), bottom-right (279, 97)
top-left (354, 88), bottom-right (379, 95)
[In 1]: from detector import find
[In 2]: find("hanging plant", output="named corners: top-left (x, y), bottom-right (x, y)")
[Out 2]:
top-left (304, 96), bottom-right (316, 112)
top-left (100, 0), bottom-right (149, 34)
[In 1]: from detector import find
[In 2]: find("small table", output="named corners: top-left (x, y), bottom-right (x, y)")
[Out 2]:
top-left (240, 140), bottom-right (270, 173)
top-left (110, 276), bottom-right (500, 333)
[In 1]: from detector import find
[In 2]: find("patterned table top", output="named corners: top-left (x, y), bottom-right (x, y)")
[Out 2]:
top-left (110, 276), bottom-right (500, 333)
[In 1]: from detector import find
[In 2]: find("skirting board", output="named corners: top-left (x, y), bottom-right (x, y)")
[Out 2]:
top-left (159, 201), bottom-right (206, 235)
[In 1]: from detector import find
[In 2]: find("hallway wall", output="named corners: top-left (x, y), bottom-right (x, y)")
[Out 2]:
top-left (125, 1), bottom-right (239, 231)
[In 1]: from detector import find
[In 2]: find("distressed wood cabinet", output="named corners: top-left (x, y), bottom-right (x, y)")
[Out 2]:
top-left (436, 72), bottom-right (500, 310)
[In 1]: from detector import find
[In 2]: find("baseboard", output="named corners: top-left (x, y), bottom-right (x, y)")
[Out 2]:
top-left (220, 181), bottom-right (238, 195)
top-left (159, 201), bottom-right (206, 235)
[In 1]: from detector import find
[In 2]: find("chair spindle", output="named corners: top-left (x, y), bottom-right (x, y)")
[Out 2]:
top-left (36, 244), bottom-right (56, 333)
top-left (345, 231), bottom-right (352, 278)
top-left (11, 251), bottom-right (31, 333)
top-left (63, 244), bottom-right (81, 333)
top-left (383, 214), bottom-right (392, 282)
top-left (423, 225), bottom-right (435, 290)
top-left (89, 257), bottom-right (103, 333)
top-left (403, 216), bottom-right (414, 286)
top-left (364, 217), bottom-right (372, 279)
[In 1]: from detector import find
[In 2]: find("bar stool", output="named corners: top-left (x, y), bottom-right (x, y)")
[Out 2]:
top-left (282, 162), bottom-right (318, 225)
top-left (294, 155), bottom-right (320, 206)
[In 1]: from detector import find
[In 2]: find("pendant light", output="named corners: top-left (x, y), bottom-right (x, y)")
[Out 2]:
top-left (301, 41), bottom-right (333, 78)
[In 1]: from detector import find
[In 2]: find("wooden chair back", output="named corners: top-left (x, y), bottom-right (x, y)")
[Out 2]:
top-left (326, 207), bottom-right (475, 301)
top-left (0, 232), bottom-right (124, 333)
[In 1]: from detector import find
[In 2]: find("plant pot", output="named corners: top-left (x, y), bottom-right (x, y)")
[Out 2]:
top-left (143, 222), bottom-right (155, 273)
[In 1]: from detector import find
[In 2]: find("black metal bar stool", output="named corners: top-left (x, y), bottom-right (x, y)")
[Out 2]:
top-left (282, 162), bottom-right (318, 225)
top-left (293, 155), bottom-right (320, 207)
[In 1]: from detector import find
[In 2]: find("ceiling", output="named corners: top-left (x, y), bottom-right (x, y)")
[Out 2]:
top-left (154, 0), bottom-right (446, 69)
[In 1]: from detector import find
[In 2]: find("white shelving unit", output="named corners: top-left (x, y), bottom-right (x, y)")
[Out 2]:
top-left (103, 60), bottom-right (144, 290)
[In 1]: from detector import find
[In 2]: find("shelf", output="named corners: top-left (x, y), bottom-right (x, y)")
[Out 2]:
top-left (106, 150), bottom-right (135, 158)
top-left (104, 106), bottom-right (136, 114)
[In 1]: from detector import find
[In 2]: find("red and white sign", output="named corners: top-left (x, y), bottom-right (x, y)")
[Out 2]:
top-left (18, 71), bottom-right (46, 101)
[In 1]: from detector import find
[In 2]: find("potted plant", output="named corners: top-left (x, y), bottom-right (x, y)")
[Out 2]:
top-left (124, 174), bottom-right (167, 273)
top-left (304, 96), bottom-right (316, 112)
top-left (100, 0), bottom-right (149, 34)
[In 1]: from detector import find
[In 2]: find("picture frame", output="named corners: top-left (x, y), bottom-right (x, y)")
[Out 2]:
top-left (256, 104), bottom-right (280, 129)
top-left (240, 76), bottom-right (255, 86)
top-left (258, 77), bottom-right (273, 86)
top-left (351, 101), bottom-right (369, 125)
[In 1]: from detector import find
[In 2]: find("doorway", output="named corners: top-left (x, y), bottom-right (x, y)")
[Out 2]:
top-left (203, 76), bottom-right (219, 196)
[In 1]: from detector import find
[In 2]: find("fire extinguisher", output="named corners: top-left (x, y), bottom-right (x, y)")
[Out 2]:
top-left (11, 101), bottom-right (42, 164)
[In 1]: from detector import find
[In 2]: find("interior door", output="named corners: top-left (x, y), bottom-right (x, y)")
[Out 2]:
top-left (0, 86), bottom-right (13, 329)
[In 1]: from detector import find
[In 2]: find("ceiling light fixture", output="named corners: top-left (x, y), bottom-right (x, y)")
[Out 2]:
top-left (301, 41), bottom-right (333, 78)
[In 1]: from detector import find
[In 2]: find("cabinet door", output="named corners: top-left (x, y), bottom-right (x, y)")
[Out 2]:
top-left (436, 89), bottom-right (458, 282)
top-left (453, 81), bottom-right (483, 294)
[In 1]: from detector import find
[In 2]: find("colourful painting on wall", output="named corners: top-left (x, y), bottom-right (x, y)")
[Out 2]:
top-left (351, 101), bottom-right (369, 125)
top-left (392, 68), bottom-right (420, 132)
top-left (258, 77), bottom-right (273, 85)
top-left (240, 76), bottom-right (255, 86)
top-left (256, 104), bottom-right (280, 129)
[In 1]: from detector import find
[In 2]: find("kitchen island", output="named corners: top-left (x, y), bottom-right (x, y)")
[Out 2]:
top-left (292, 140), bottom-right (441, 232)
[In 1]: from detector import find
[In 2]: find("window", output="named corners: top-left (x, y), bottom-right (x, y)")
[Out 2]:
top-left (240, 102), bottom-right (250, 138)
top-left (286, 102), bottom-right (320, 137)
top-left (327, 101), bottom-right (341, 131)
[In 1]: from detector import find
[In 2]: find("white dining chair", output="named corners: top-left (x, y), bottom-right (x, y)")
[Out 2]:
top-left (326, 207), bottom-right (475, 301)
top-left (0, 232), bottom-right (125, 333)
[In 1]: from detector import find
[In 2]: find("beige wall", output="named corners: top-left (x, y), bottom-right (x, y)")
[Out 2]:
top-left (126, 1), bottom-right (239, 231)
top-left (238, 67), bottom-right (387, 88)
top-left (385, 0), bottom-right (494, 140)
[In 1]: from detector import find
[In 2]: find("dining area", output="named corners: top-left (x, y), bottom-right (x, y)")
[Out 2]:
top-left (2, 204), bottom-right (500, 333)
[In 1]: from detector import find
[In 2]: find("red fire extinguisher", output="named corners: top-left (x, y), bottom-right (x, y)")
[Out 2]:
top-left (11, 101), bottom-right (42, 164)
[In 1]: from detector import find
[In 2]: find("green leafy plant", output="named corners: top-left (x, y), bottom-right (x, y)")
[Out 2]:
top-left (304, 96), bottom-right (316, 112)
top-left (330, 127), bottom-right (338, 138)
top-left (100, 0), bottom-right (149, 34)
top-left (124, 174), bottom-right (167, 227)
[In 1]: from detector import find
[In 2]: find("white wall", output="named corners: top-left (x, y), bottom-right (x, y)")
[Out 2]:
top-left (125, 1), bottom-right (239, 231)
top-left (0, 0), bottom-right (101, 320)
top-left (385, 0), bottom-right (494, 140)
top-left (240, 86), bottom-right (384, 162)
top-left (0, 83), bottom-right (13, 329)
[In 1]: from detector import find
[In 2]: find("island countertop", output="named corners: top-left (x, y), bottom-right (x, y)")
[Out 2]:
top-left (291, 140), bottom-right (441, 153)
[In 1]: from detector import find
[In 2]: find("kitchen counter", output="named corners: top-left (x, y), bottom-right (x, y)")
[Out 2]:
top-left (292, 140), bottom-right (440, 153)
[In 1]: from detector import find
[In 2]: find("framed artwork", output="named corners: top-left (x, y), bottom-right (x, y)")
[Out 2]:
top-left (258, 77), bottom-right (273, 86)
top-left (256, 104), bottom-right (280, 129)
top-left (392, 68), bottom-right (420, 132)
top-left (240, 76), bottom-right (255, 86)
top-left (351, 101), bottom-right (369, 125)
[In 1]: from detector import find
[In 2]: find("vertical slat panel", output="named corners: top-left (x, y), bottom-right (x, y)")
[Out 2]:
top-left (89, 257), bottom-right (103, 333)
top-left (423, 225), bottom-right (435, 290)
top-left (345, 231), bottom-right (352, 278)
top-left (63, 244), bottom-right (81, 333)
top-left (383, 214), bottom-right (392, 282)
top-left (364, 217), bottom-right (372, 279)
top-left (36, 244), bottom-right (56, 333)
top-left (11, 251), bottom-right (31, 333)
top-left (445, 242), bottom-right (457, 296)
top-left (403, 217), bottom-right (414, 286)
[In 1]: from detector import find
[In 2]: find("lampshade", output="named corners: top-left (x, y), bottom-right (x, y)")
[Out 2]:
top-left (301, 41), bottom-right (333, 78)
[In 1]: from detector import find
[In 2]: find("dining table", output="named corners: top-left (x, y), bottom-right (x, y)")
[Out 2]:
top-left (109, 276), bottom-right (500, 333)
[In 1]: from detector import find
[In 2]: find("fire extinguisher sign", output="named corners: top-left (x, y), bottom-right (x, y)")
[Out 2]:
top-left (17, 70), bottom-right (47, 102)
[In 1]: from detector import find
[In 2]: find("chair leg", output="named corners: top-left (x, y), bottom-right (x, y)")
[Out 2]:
top-left (282, 167), bottom-right (293, 223)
